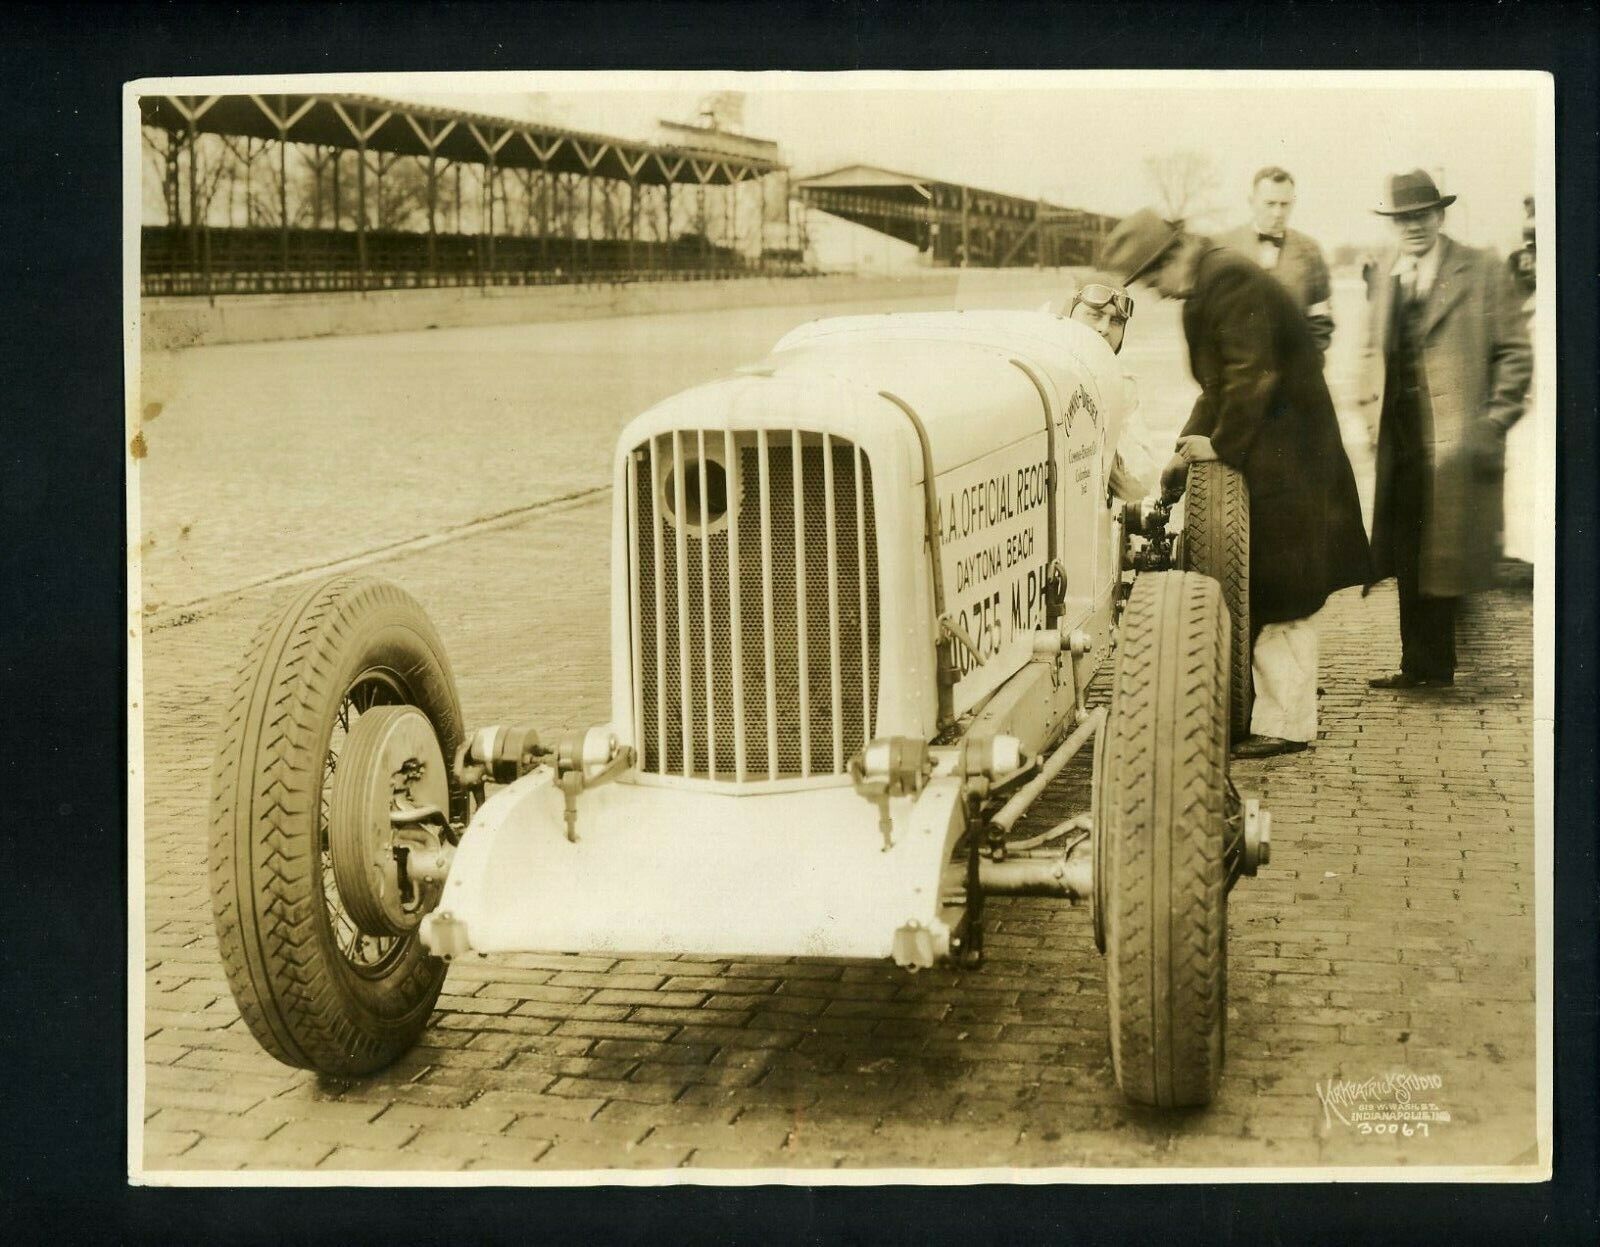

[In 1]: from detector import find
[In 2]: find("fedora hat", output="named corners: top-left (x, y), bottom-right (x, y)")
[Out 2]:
top-left (1098, 208), bottom-right (1185, 284)
top-left (1373, 169), bottom-right (1457, 216)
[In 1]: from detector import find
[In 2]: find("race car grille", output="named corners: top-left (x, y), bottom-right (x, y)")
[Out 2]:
top-left (628, 429), bottom-right (880, 780)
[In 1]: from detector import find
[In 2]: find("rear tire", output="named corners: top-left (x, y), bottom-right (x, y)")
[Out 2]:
top-left (209, 576), bottom-right (464, 1076)
top-left (1181, 460), bottom-right (1252, 743)
top-left (1102, 571), bottom-right (1230, 1107)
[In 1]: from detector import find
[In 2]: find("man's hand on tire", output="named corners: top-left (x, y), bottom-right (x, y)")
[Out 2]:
top-left (1160, 454), bottom-right (1189, 502)
top-left (1160, 436), bottom-right (1220, 502)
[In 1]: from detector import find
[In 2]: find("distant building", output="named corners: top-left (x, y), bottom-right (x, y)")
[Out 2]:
top-left (793, 164), bottom-right (1112, 270)
top-left (654, 119), bottom-right (783, 165)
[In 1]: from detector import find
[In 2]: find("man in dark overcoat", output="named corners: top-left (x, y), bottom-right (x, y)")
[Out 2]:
top-left (1356, 170), bottom-right (1532, 688)
top-left (1101, 209), bottom-right (1371, 758)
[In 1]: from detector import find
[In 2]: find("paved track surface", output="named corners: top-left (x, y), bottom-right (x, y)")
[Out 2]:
top-left (136, 276), bottom-right (1537, 1174)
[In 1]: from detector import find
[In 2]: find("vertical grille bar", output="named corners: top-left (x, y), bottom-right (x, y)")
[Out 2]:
top-left (671, 430), bottom-right (693, 776)
top-left (823, 433), bottom-right (844, 772)
top-left (791, 429), bottom-right (811, 777)
top-left (696, 429), bottom-right (717, 779)
top-left (724, 428), bottom-right (747, 781)
top-left (854, 441), bottom-right (873, 738)
top-left (649, 435), bottom-right (668, 774)
top-left (630, 428), bottom-right (878, 781)
top-left (626, 448), bottom-right (645, 763)
top-left (757, 428), bottom-right (778, 780)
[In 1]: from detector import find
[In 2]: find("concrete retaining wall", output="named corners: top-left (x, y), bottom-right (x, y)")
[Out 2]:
top-left (140, 269), bottom-right (1064, 351)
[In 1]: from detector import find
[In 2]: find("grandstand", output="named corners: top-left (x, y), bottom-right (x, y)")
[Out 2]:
top-left (138, 93), bottom-right (799, 296)
top-left (138, 94), bottom-right (1116, 297)
top-left (794, 165), bottom-right (1114, 269)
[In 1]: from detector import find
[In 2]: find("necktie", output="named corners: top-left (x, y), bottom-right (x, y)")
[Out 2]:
top-left (1395, 258), bottom-right (1420, 306)
top-left (1257, 233), bottom-right (1283, 247)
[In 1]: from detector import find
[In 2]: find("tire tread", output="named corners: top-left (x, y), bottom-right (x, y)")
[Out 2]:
top-left (208, 576), bottom-right (460, 1076)
top-left (1104, 571), bottom-right (1229, 1107)
top-left (1183, 461), bottom-right (1252, 743)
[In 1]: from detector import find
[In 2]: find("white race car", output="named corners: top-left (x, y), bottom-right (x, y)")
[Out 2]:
top-left (210, 310), bottom-right (1266, 1107)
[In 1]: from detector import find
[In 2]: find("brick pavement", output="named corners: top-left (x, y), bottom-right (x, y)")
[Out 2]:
top-left (137, 495), bottom-right (1538, 1175)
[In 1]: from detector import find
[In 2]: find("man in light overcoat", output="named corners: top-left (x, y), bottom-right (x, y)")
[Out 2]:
top-left (1357, 170), bottom-right (1533, 688)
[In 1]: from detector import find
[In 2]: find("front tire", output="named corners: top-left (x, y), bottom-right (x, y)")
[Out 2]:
top-left (209, 576), bottom-right (464, 1076)
top-left (1180, 460), bottom-right (1252, 743)
top-left (1102, 571), bottom-right (1230, 1107)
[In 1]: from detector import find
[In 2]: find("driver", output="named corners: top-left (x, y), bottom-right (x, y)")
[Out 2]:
top-left (1066, 274), bottom-right (1156, 501)
top-left (1067, 274), bottom-right (1134, 353)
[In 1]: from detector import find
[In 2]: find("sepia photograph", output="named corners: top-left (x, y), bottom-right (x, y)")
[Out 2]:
top-left (126, 69), bottom-right (1554, 1183)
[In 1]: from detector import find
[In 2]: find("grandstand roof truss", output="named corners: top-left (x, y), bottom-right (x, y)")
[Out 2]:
top-left (140, 92), bottom-right (784, 186)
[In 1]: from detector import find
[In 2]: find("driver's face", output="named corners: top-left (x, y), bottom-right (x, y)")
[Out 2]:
top-left (1069, 301), bottom-right (1128, 354)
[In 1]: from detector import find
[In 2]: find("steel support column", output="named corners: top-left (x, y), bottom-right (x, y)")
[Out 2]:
top-left (162, 128), bottom-right (179, 227)
top-left (566, 175), bottom-right (577, 273)
top-left (405, 113), bottom-right (457, 286)
top-left (355, 110), bottom-right (367, 293)
top-left (426, 152), bottom-right (438, 281)
top-left (330, 100), bottom-right (390, 294)
top-left (277, 97), bottom-right (289, 278)
top-left (310, 146), bottom-right (323, 227)
top-left (960, 185), bottom-right (970, 268)
top-left (485, 159), bottom-right (497, 285)
top-left (468, 122), bottom-right (511, 288)
top-left (627, 175), bottom-right (638, 270)
top-left (539, 160), bottom-right (549, 271)
top-left (186, 117), bottom-right (199, 271)
top-left (194, 128), bottom-right (212, 298)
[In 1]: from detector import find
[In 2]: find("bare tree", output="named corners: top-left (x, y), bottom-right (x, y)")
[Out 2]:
top-left (142, 128), bottom-right (182, 225)
top-left (597, 178), bottom-right (621, 240)
top-left (1143, 149), bottom-right (1221, 224)
top-left (141, 128), bottom-right (236, 227)
top-left (373, 157), bottom-right (432, 231)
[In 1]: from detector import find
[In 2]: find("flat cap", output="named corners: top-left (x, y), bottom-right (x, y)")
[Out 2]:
top-left (1098, 208), bottom-right (1184, 284)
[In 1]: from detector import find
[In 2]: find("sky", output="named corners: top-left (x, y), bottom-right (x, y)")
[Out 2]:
top-left (404, 71), bottom-right (1544, 255)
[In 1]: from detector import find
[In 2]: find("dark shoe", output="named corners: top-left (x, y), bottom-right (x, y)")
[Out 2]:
top-left (1368, 672), bottom-right (1454, 689)
top-left (1232, 734), bottom-right (1310, 759)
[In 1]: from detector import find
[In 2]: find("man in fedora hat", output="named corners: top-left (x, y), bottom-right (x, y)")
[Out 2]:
top-left (1357, 169), bottom-right (1532, 690)
top-left (1100, 209), bottom-right (1371, 758)
top-left (1216, 167), bottom-right (1336, 363)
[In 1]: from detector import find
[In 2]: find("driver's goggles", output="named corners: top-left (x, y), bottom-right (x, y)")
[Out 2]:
top-left (1072, 283), bottom-right (1134, 319)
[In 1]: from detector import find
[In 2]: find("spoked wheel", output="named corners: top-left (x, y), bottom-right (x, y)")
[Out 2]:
top-left (1180, 460), bottom-right (1252, 744)
top-left (1101, 571), bottom-right (1231, 1108)
top-left (321, 676), bottom-right (411, 977)
top-left (209, 576), bottom-right (464, 1076)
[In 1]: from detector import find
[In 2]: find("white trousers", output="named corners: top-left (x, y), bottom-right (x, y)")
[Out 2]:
top-left (1250, 615), bottom-right (1319, 743)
